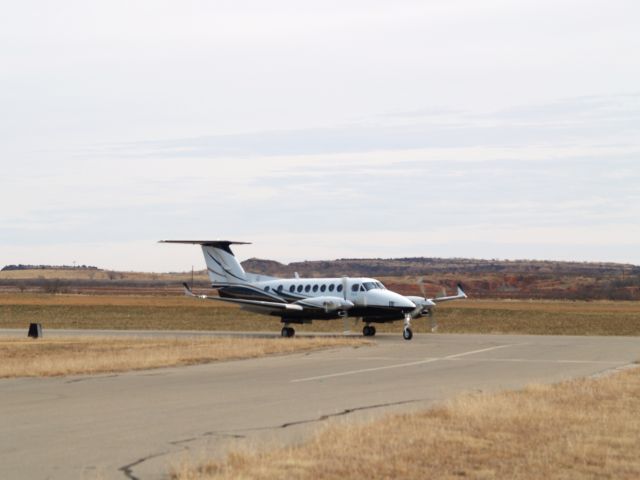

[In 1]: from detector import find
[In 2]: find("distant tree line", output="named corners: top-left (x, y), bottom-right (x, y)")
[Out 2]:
top-left (1, 264), bottom-right (99, 271)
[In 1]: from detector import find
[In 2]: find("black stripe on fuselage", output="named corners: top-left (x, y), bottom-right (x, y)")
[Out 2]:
top-left (218, 284), bottom-right (285, 302)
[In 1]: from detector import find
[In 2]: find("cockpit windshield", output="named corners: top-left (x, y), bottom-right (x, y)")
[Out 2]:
top-left (363, 282), bottom-right (379, 291)
top-left (375, 282), bottom-right (386, 289)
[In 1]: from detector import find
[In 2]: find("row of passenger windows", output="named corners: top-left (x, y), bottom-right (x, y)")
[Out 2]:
top-left (286, 284), bottom-right (343, 293)
top-left (264, 281), bottom-right (385, 294)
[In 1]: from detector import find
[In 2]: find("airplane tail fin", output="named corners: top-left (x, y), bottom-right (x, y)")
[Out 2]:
top-left (160, 240), bottom-right (250, 285)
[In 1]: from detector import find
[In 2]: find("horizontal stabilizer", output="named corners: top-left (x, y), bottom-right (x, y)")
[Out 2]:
top-left (160, 240), bottom-right (250, 249)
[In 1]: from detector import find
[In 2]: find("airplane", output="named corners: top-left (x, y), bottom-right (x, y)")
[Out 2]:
top-left (160, 240), bottom-right (467, 340)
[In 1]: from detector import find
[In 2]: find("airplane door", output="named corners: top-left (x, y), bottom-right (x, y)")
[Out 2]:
top-left (349, 281), bottom-right (364, 305)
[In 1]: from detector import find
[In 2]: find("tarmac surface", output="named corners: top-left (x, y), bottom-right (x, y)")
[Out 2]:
top-left (0, 330), bottom-right (638, 479)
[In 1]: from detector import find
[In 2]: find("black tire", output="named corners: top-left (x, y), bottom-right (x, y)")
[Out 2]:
top-left (287, 327), bottom-right (295, 338)
top-left (403, 328), bottom-right (413, 340)
top-left (281, 327), bottom-right (289, 337)
top-left (370, 326), bottom-right (376, 336)
top-left (362, 326), bottom-right (371, 337)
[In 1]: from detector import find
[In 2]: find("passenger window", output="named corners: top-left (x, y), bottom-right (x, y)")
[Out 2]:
top-left (277, 285), bottom-right (283, 292)
top-left (312, 285), bottom-right (318, 292)
top-left (265, 286), bottom-right (270, 292)
top-left (305, 285), bottom-right (311, 292)
top-left (297, 285), bottom-right (303, 293)
top-left (320, 284), bottom-right (326, 292)
top-left (351, 284), bottom-right (360, 292)
top-left (337, 285), bottom-right (343, 292)
top-left (328, 284), bottom-right (334, 292)
top-left (290, 285), bottom-right (295, 292)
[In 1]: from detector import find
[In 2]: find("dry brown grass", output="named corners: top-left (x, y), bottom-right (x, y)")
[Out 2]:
top-left (173, 367), bottom-right (640, 480)
top-left (0, 336), bottom-right (369, 378)
top-left (2, 294), bottom-right (640, 336)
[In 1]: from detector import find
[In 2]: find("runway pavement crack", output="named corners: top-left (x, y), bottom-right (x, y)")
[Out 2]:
top-left (119, 451), bottom-right (169, 480)
top-left (169, 432), bottom-right (246, 446)
top-left (226, 398), bottom-right (421, 432)
top-left (66, 374), bottom-right (120, 384)
top-left (278, 398), bottom-right (419, 428)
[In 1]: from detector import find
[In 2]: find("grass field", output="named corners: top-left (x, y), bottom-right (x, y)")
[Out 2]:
top-left (0, 336), bottom-right (368, 378)
top-left (172, 366), bottom-right (640, 480)
top-left (2, 293), bottom-right (640, 336)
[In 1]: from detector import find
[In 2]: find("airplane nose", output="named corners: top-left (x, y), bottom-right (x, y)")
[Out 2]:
top-left (365, 290), bottom-right (416, 310)
top-left (384, 291), bottom-right (416, 309)
top-left (397, 295), bottom-right (416, 309)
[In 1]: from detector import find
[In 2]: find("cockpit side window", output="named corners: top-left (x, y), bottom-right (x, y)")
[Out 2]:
top-left (363, 282), bottom-right (378, 291)
top-left (351, 283), bottom-right (362, 292)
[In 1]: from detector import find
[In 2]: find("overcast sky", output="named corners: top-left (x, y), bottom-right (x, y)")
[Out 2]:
top-left (1, 0), bottom-right (639, 271)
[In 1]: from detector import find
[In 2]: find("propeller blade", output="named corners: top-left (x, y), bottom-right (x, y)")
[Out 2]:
top-left (343, 315), bottom-right (350, 335)
top-left (417, 276), bottom-right (426, 299)
top-left (428, 309), bottom-right (438, 332)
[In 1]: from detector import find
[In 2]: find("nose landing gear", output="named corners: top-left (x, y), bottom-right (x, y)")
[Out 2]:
top-left (403, 313), bottom-right (413, 341)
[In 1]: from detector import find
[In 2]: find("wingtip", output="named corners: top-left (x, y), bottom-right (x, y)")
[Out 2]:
top-left (182, 282), bottom-right (195, 296)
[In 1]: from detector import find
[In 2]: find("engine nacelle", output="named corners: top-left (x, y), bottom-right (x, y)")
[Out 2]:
top-left (406, 296), bottom-right (436, 317)
top-left (295, 296), bottom-right (354, 312)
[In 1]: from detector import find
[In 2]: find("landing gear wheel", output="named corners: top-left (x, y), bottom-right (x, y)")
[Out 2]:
top-left (281, 327), bottom-right (295, 338)
top-left (403, 327), bottom-right (413, 340)
top-left (362, 325), bottom-right (376, 337)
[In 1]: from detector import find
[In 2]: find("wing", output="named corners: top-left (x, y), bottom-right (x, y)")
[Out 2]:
top-left (182, 283), bottom-right (303, 313)
top-left (432, 283), bottom-right (468, 303)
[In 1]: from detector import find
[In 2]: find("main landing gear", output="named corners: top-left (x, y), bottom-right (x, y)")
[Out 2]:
top-left (403, 313), bottom-right (413, 341)
top-left (281, 326), bottom-right (295, 338)
top-left (362, 325), bottom-right (376, 337)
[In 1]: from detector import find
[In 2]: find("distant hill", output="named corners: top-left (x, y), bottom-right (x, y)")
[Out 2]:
top-left (1, 257), bottom-right (638, 300)
top-left (241, 257), bottom-right (638, 278)
top-left (241, 257), bottom-right (640, 300)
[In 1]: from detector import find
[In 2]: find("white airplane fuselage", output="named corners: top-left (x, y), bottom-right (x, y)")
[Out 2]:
top-left (217, 276), bottom-right (418, 322)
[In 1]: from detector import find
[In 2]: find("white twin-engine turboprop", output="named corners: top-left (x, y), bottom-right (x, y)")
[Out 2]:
top-left (160, 240), bottom-right (467, 340)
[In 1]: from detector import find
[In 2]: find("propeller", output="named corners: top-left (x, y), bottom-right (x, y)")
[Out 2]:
top-left (417, 276), bottom-right (426, 299)
top-left (416, 277), bottom-right (438, 333)
top-left (342, 276), bottom-right (351, 335)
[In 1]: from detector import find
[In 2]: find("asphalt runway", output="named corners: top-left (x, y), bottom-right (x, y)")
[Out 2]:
top-left (1, 330), bottom-right (638, 479)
